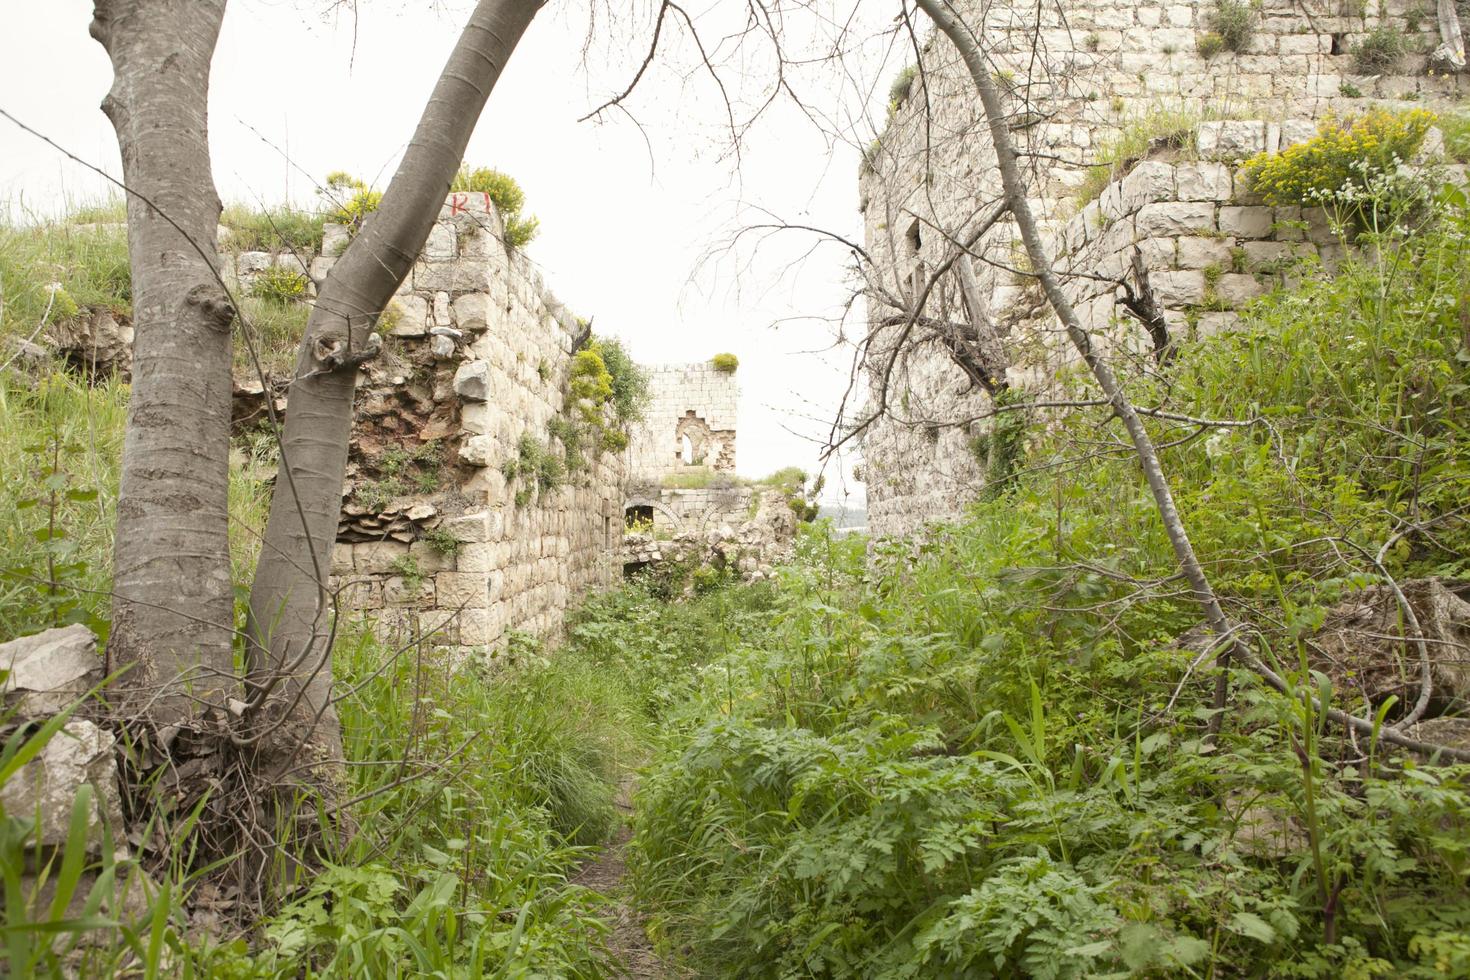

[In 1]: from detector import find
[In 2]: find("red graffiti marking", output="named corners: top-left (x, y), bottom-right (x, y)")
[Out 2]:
top-left (449, 192), bottom-right (468, 216)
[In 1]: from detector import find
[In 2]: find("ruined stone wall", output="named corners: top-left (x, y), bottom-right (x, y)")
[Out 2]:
top-left (315, 194), bottom-right (624, 660)
top-left (860, 0), bottom-right (1466, 538)
top-left (626, 362), bottom-right (739, 480)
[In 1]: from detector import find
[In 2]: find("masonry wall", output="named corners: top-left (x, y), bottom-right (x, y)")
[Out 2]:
top-left (626, 362), bottom-right (739, 480)
top-left (860, 0), bottom-right (1465, 538)
top-left (301, 194), bottom-right (625, 660)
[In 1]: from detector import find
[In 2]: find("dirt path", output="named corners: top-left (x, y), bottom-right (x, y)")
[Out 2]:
top-left (570, 782), bottom-right (673, 978)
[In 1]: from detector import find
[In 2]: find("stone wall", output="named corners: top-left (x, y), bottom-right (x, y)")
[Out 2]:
top-left (311, 194), bottom-right (625, 659)
top-left (626, 362), bottom-right (739, 479)
top-left (859, 0), bottom-right (1466, 538)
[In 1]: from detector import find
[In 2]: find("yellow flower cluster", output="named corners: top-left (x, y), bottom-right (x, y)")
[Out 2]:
top-left (1240, 108), bottom-right (1437, 207)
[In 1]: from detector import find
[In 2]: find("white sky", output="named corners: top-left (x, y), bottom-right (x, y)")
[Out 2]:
top-left (0, 0), bottom-right (907, 510)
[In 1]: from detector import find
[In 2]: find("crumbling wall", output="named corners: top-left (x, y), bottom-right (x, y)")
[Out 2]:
top-left (626, 362), bottom-right (739, 479)
top-left (319, 194), bottom-right (625, 659)
top-left (860, 0), bottom-right (1466, 538)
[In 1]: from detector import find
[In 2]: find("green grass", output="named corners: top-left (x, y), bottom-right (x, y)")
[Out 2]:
top-left (0, 217), bottom-right (131, 349)
top-left (221, 204), bottom-right (326, 255)
top-left (1076, 107), bottom-right (1203, 205)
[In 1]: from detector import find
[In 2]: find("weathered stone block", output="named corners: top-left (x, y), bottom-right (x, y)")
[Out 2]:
top-left (1219, 205), bottom-right (1273, 238)
top-left (435, 572), bottom-right (490, 609)
top-left (452, 293), bottom-right (492, 332)
top-left (1196, 311), bottom-right (1242, 337)
top-left (354, 540), bottom-right (411, 574)
top-left (1198, 120), bottom-right (1266, 161)
top-left (0, 625), bottom-right (100, 716)
top-left (1135, 202), bottom-right (1215, 237)
top-left (1151, 270), bottom-right (1207, 306)
top-left (1120, 161), bottom-right (1176, 211)
top-left (388, 295), bottom-right (430, 337)
top-left (0, 719), bottom-right (125, 858)
top-left (1174, 162), bottom-right (1232, 201)
top-left (1216, 273), bottom-right (1268, 305)
top-left (424, 223), bottom-right (456, 261)
top-left (1176, 236), bottom-right (1235, 270)
top-left (454, 361), bottom-right (491, 402)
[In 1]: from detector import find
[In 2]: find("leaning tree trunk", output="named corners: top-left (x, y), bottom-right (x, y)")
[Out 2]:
top-left (244, 0), bottom-right (543, 780)
top-left (913, 0), bottom-right (1470, 762)
top-left (92, 0), bottom-right (237, 725)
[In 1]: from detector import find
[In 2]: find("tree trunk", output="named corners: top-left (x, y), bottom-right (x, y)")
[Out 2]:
top-left (244, 0), bottom-right (543, 777)
top-left (92, 0), bottom-right (236, 725)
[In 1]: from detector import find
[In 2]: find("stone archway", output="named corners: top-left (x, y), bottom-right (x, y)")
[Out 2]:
top-left (674, 411), bottom-right (713, 467)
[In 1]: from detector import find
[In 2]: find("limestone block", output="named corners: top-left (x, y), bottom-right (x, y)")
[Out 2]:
top-left (457, 543), bottom-right (495, 573)
top-left (460, 403), bottom-right (492, 436)
top-left (1219, 205), bottom-right (1273, 238)
top-left (442, 510), bottom-right (500, 543)
top-left (237, 251), bottom-right (273, 276)
top-left (339, 579), bottom-right (383, 610)
top-left (310, 255), bottom-right (337, 283)
top-left (424, 223), bottom-right (456, 261)
top-left (1215, 273), bottom-right (1268, 305)
top-left (331, 543), bottom-right (355, 576)
top-left (322, 223), bottom-right (350, 256)
top-left (1198, 121), bottom-right (1266, 161)
top-left (1280, 119), bottom-right (1318, 149)
top-left (1119, 161), bottom-right (1176, 211)
top-left (383, 576), bottom-right (435, 608)
top-left (1, 625), bottom-right (101, 716)
top-left (1135, 202), bottom-right (1215, 237)
top-left (454, 361), bottom-right (491, 402)
top-left (416, 260), bottom-right (491, 293)
top-left (452, 293), bottom-right (492, 332)
top-left (409, 541), bottom-right (455, 574)
top-left (1278, 34), bottom-right (1327, 55)
top-left (1196, 311), bottom-right (1242, 337)
top-left (1174, 162), bottom-right (1232, 201)
top-left (435, 572), bottom-right (490, 609)
top-left (0, 719), bottom-right (125, 859)
top-left (1135, 236), bottom-right (1177, 269)
top-left (354, 540), bottom-right (411, 574)
top-left (388, 295), bottom-right (430, 337)
top-left (1176, 236), bottom-right (1235, 270)
top-left (1151, 270), bottom-right (1207, 306)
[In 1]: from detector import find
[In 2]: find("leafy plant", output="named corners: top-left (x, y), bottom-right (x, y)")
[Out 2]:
top-left (248, 264), bottom-right (308, 304)
top-left (1202, 0), bottom-right (1256, 55)
top-left (1353, 25), bottom-right (1405, 73)
top-left (887, 64), bottom-right (918, 116)
top-left (322, 171), bottom-right (382, 237)
top-left (710, 352), bottom-right (739, 373)
top-left (1240, 108), bottom-right (1436, 208)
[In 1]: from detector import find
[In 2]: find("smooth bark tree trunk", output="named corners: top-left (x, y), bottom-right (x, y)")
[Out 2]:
top-left (92, 0), bottom-right (236, 724)
top-left (245, 0), bottom-right (543, 778)
top-left (914, 0), bottom-right (1470, 762)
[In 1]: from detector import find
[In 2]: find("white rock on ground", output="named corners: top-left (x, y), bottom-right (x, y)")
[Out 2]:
top-left (0, 623), bottom-right (101, 715)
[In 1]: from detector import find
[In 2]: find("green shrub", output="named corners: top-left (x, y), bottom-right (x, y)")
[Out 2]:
top-left (1195, 31), bottom-right (1227, 58)
top-left (248, 264), bottom-right (309, 304)
top-left (323, 171), bottom-right (382, 236)
top-left (1240, 108), bottom-right (1436, 208)
top-left (1204, 0), bottom-right (1256, 54)
top-left (710, 352), bottom-right (739, 372)
top-left (1353, 25), bottom-right (1405, 73)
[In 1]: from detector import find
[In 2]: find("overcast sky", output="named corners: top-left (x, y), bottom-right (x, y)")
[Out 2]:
top-left (0, 0), bottom-right (905, 510)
